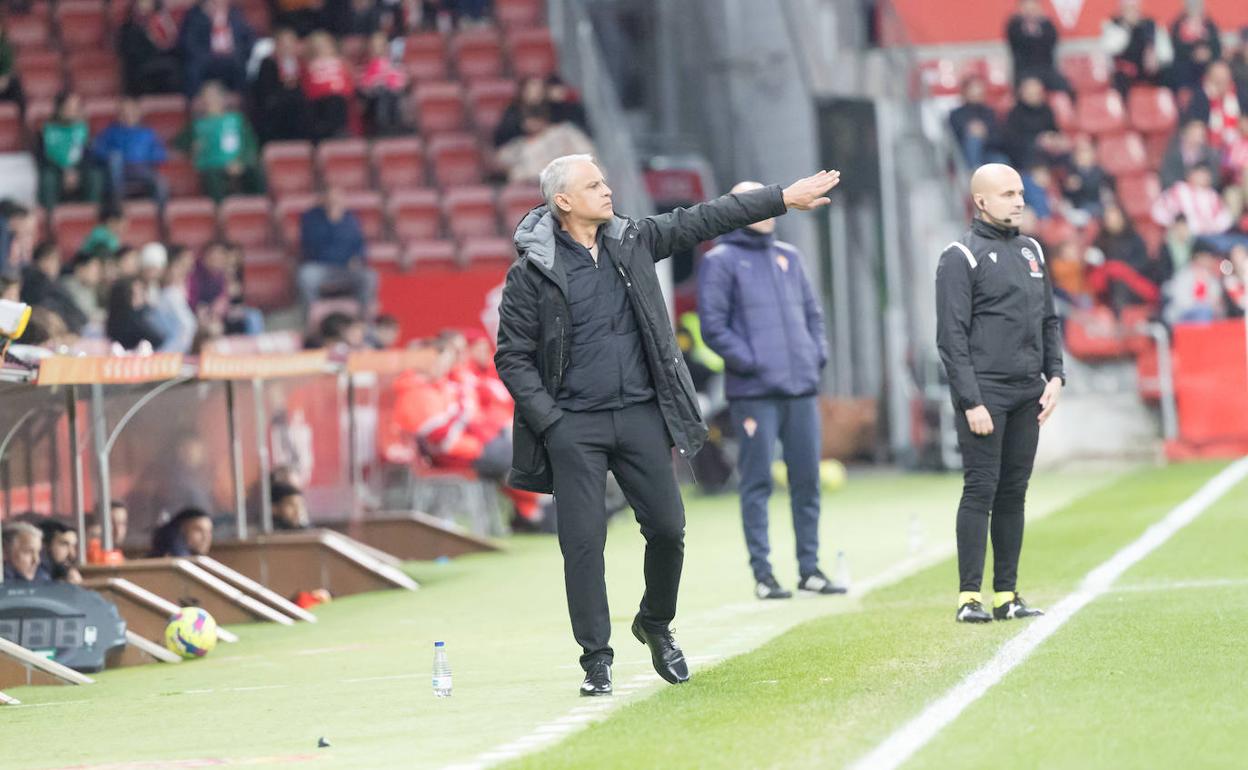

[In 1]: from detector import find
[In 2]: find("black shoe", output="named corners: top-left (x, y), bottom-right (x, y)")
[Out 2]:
top-left (755, 574), bottom-right (793, 600)
top-left (631, 617), bottom-right (689, 685)
top-left (797, 570), bottom-right (848, 595)
top-left (993, 594), bottom-right (1045, 621)
top-left (579, 661), bottom-right (612, 696)
top-left (956, 600), bottom-right (992, 623)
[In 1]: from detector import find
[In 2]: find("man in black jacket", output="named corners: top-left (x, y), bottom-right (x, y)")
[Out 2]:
top-left (935, 163), bottom-right (1064, 625)
top-left (496, 154), bottom-right (839, 696)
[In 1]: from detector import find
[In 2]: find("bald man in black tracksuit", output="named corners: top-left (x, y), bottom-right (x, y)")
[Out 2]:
top-left (936, 163), bottom-right (1064, 624)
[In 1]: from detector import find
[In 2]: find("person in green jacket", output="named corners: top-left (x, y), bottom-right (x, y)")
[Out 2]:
top-left (39, 91), bottom-right (102, 209)
top-left (175, 81), bottom-right (265, 202)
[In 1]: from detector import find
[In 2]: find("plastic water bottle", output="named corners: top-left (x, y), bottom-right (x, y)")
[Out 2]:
top-left (834, 550), bottom-right (851, 591)
top-left (432, 641), bottom-right (452, 698)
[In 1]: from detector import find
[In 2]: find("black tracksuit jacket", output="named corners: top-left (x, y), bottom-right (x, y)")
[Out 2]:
top-left (935, 218), bottom-right (1066, 412)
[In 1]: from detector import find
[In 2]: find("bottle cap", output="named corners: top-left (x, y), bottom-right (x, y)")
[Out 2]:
top-left (434, 640), bottom-right (445, 647)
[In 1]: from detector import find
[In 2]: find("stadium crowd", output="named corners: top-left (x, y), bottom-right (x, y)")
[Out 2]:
top-left (947, 0), bottom-right (1248, 328)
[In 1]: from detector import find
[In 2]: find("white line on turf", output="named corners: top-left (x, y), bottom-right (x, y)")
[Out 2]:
top-left (848, 457), bottom-right (1248, 770)
top-left (341, 673), bottom-right (425, 684)
top-left (1111, 577), bottom-right (1248, 593)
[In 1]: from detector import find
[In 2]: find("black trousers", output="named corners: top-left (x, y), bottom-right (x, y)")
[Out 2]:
top-left (545, 401), bottom-right (685, 670)
top-left (953, 381), bottom-right (1045, 594)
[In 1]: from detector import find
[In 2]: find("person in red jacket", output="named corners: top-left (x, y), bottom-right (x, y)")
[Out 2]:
top-left (302, 31), bottom-right (351, 141)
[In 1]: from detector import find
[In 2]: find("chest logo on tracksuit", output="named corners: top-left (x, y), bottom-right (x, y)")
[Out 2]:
top-left (1020, 247), bottom-right (1043, 277)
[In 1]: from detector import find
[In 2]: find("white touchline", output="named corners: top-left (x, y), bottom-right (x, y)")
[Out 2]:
top-left (849, 457), bottom-right (1248, 770)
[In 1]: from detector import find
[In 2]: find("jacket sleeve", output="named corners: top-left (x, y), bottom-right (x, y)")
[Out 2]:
top-left (494, 262), bottom-right (563, 435)
top-left (637, 185), bottom-right (788, 262)
top-left (797, 256), bottom-right (828, 368)
top-left (696, 251), bottom-right (757, 374)
top-left (935, 245), bottom-right (984, 411)
top-left (1041, 253), bottom-right (1065, 384)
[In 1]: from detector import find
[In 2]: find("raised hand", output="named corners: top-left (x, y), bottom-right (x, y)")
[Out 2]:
top-left (782, 170), bottom-right (842, 211)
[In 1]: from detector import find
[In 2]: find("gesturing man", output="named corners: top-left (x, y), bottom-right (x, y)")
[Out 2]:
top-left (936, 163), bottom-right (1064, 624)
top-left (495, 154), bottom-right (840, 696)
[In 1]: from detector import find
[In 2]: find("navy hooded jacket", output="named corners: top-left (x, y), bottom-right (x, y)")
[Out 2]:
top-left (697, 227), bottom-right (827, 399)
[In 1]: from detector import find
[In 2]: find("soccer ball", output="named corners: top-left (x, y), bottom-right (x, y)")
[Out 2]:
top-left (165, 607), bottom-right (218, 659)
top-left (770, 459), bottom-right (848, 492)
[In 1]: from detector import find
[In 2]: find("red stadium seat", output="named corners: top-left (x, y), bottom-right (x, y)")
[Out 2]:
top-left (163, 151), bottom-right (200, 198)
top-left (165, 198), bottom-right (219, 250)
top-left (467, 78), bottom-right (517, 134)
top-left (1143, 132), bottom-right (1170, 170)
top-left (1048, 91), bottom-right (1076, 133)
top-left (1127, 86), bottom-right (1178, 136)
top-left (1135, 219), bottom-right (1164, 255)
top-left (1036, 217), bottom-right (1076, 249)
top-left (0, 103), bottom-right (23, 152)
top-left (51, 203), bottom-right (97, 254)
top-left (495, 0), bottom-right (544, 29)
top-left (403, 32), bottom-right (449, 82)
top-left (915, 59), bottom-right (960, 98)
top-left (274, 193), bottom-right (318, 246)
top-left (1097, 133), bottom-right (1148, 177)
top-left (428, 133), bottom-right (483, 186)
top-left (6, 14), bottom-right (51, 49)
top-left (444, 185), bottom-right (498, 240)
top-left (344, 190), bottom-right (386, 241)
top-left (499, 183), bottom-right (542, 230)
top-left (122, 201), bottom-right (161, 245)
top-left (367, 241), bottom-right (403, 275)
top-left (1118, 173), bottom-right (1161, 221)
top-left (263, 141), bottom-right (315, 196)
top-left (241, 248), bottom-right (294, 310)
top-left (316, 138), bottom-right (371, 192)
top-left (960, 57), bottom-right (1011, 100)
top-left (220, 196), bottom-right (276, 247)
top-left (453, 29), bottom-right (504, 80)
top-left (506, 28), bottom-right (557, 78)
top-left (414, 81), bottom-right (467, 134)
top-left (1076, 90), bottom-right (1127, 135)
top-left (371, 136), bottom-right (426, 192)
top-left (1060, 53), bottom-right (1110, 93)
top-left (18, 54), bottom-right (63, 101)
top-left (387, 188), bottom-right (442, 241)
top-left (69, 52), bottom-right (122, 98)
top-left (84, 97), bottom-right (120, 136)
top-left (24, 98), bottom-right (53, 132)
top-left (460, 236), bottom-right (515, 269)
top-left (139, 95), bottom-right (188, 143)
top-left (57, 1), bottom-right (108, 47)
top-left (1064, 306), bottom-right (1128, 360)
top-left (404, 239), bottom-right (458, 270)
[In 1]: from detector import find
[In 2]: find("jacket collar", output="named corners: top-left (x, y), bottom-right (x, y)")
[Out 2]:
top-left (513, 205), bottom-right (628, 295)
top-left (971, 217), bottom-right (1020, 240)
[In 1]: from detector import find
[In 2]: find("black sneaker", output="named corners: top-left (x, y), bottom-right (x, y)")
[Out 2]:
top-left (579, 660), bottom-right (612, 696)
top-left (956, 600), bottom-right (992, 623)
top-left (993, 594), bottom-right (1045, 621)
top-left (755, 575), bottom-right (793, 600)
top-left (797, 570), bottom-right (848, 595)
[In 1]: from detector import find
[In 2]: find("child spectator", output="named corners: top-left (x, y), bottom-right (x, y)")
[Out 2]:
top-left (358, 31), bottom-right (409, 136)
top-left (178, 82), bottom-right (264, 202)
top-left (302, 31), bottom-right (353, 141)
top-left (82, 208), bottom-right (128, 254)
top-left (91, 97), bottom-right (170, 208)
top-left (39, 92), bottom-right (99, 209)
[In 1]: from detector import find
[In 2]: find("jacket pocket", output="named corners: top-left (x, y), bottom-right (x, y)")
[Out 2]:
top-left (512, 415), bottom-right (545, 475)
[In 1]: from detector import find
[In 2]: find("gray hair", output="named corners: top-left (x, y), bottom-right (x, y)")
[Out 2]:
top-left (2, 521), bottom-right (42, 548)
top-left (540, 154), bottom-right (597, 219)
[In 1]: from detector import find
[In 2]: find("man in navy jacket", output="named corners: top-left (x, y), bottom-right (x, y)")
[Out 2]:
top-left (698, 181), bottom-right (843, 601)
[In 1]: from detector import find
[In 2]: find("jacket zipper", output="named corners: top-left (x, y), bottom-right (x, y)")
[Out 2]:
top-left (768, 250), bottom-right (796, 380)
top-left (555, 313), bottom-right (565, 389)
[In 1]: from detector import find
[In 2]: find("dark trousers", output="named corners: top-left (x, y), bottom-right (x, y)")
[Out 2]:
top-left (730, 395), bottom-right (822, 582)
top-left (545, 401), bottom-right (685, 670)
top-left (953, 381), bottom-right (1045, 594)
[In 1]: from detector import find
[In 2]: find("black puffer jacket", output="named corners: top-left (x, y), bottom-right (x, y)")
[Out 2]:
top-left (495, 185), bottom-right (788, 492)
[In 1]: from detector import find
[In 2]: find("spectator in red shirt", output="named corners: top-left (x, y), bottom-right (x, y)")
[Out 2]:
top-left (357, 31), bottom-right (409, 136)
top-left (1152, 163), bottom-right (1234, 236)
top-left (302, 31), bottom-right (352, 141)
top-left (1183, 61), bottom-right (1242, 151)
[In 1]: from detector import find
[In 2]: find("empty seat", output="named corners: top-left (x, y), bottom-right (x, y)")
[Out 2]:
top-left (241, 248), bottom-right (294, 310)
top-left (403, 32), bottom-right (449, 81)
top-left (507, 28), bottom-right (557, 78)
top-left (1060, 53), bottom-right (1110, 93)
top-left (452, 29), bottom-right (504, 80)
top-left (460, 236), bottom-right (515, 269)
top-left (387, 188), bottom-right (441, 241)
top-left (1076, 90), bottom-right (1127, 135)
top-left (371, 137), bottom-right (425, 193)
top-left (51, 203), bottom-right (97, 254)
top-left (165, 198), bottom-right (218, 249)
top-left (84, 97), bottom-right (120, 136)
top-left (69, 52), bottom-right (122, 98)
top-left (444, 185), bottom-right (498, 239)
top-left (1118, 173), bottom-right (1161, 221)
top-left (1097, 133), bottom-right (1148, 177)
top-left (1143, 132), bottom-right (1170, 170)
top-left (122, 201), bottom-right (161, 245)
top-left (344, 190), bottom-right (386, 241)
top-left (414, 81), bottom-right (467, 134)
top-left (57, 1), bottom-right (108, 47)
top-left (24, 98), bottom-right (53, 132)
top-left (263, 141), bottom-right (315, 196)
top-left (495, 0), bottom-right (544, 29)
top-left (404, 239), bottom-right (458, 270)
top-left (0, 103), bottom-right (23, 152)
top-left (163, 151), bottom-right (200, 198)
top-left (428, 133), bottom-right (483, 186)
top-left (467, 78), bottom-right (517, 134)
top-left (316, 138), bottom-right (371, 192)
top-left (19, 54), bottom-right (63, 101)
top-left (1127, 86), bottom-right (1178, 135)
top-left (139, 95), bottom-right (188, 143)
top-left (499, 183), bottom-right (542, 229)
top-left (220, 195), bottom-right (275, 247)
top-left (6, 14), bottom-right (51, 49)
top-left (366, 241), bottom-right (403, 274)
top-left (274, 193), bottom-right (319, 247)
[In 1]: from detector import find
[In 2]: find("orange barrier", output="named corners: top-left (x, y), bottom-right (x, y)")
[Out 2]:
top-left (1167, 320), bottom-right (1248, 459)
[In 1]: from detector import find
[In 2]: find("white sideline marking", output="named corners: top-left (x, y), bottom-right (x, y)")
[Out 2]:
top-left (8, 699), bottom-right (89, 709)
top-left (1111, 577), bottom-right (1248, 593)
top-left (848, 457), bottom-right (1248, 770)
top-left (341, 673), bottom-right (424, 684)
top-left (226, 684), bottom-right (288, 692)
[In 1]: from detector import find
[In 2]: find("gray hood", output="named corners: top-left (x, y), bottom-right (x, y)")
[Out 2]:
top-left (512, 205), bottom-right (630, 272)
